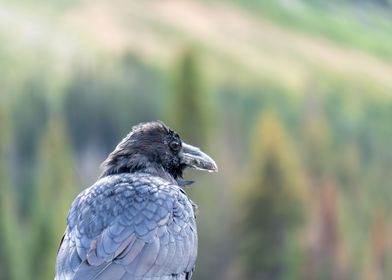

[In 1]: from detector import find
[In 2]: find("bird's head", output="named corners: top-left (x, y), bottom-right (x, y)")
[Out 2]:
top-left (100, 121), bottom-right (218, 182)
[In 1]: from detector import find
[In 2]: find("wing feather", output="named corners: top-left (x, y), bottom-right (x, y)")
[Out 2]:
top-left (55, 173), bottom-right (197, 280)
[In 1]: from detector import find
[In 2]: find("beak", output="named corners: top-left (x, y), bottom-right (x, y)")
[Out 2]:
top-left (180, 143), bottom-right (218, 172)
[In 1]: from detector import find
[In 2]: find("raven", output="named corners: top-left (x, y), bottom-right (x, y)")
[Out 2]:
top-left (55, 121), bottom-right (217, 280)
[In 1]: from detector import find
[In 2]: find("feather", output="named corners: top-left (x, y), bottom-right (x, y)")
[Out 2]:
top-left (56, 165), bottom-right (199, 279)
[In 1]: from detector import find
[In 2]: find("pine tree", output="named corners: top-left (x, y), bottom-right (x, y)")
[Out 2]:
top-left (168, 47), bottom-right (209, 146)
top-left (241, 111), bottom-right (305, 280)
top-left (0, 102), bottom-right (27, 280)
top-left (168, 48), bottom-right (227, 280)
top-left (29, 116), bottom-right (78, 280)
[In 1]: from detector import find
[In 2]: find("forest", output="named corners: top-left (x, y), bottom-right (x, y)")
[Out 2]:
top-left (1, 0), bottom-right (392, 279)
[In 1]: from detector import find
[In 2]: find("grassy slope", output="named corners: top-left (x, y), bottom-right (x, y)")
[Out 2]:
top-left (231, 0), bottom-right (392, 61)
top-left (63, 0), bottom-right (392, 92)
top-left (2, 0), bottom-right (392, 96)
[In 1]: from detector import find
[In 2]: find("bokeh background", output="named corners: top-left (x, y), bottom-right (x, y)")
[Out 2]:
top-left (1, 0), bottom-right (392, 279)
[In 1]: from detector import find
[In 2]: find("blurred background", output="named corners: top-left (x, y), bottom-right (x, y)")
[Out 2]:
top-left (1, 0), bottom-right (392, 279)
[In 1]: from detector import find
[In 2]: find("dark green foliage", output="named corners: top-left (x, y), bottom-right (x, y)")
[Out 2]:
top-left (65, 54), bottom-right (164, 154)
top-left (169, 48), bottom-right (209, 146)
top-left (0, 102), bottom-right (15, 280)
top-left (167, 48), bottom-right (231, 280)
top-left (11, 90), bottom-right (49, 215)
top-left (29, 117), bottom-right (78, 280)
top-left (0, 102), bottom-right (27, 280)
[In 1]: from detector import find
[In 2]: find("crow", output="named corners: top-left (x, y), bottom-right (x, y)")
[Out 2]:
top-left (55, 121), bottom-right (217, 280)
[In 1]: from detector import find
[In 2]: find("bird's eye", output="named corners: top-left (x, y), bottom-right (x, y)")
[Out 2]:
top-left (169, 140), bottom-right (181, 152)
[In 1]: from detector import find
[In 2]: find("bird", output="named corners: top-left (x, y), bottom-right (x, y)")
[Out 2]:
top-left (55, 121), bottom-right (218, 280)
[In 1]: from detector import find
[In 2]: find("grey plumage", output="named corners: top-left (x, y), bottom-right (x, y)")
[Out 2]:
top-left (55, 121), bottom-right (217, 280)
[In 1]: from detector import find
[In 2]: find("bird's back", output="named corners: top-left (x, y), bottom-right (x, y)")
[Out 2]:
top-left (55, 173), bottom-right (197, 280)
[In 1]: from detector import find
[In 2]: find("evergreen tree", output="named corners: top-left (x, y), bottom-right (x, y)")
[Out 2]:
top-left (0, 102), bottom-right (27, 280)
top-left (168, 48), bottom-right (227, 280)
top-left (241, 111), bottom-right (305, 280)
top-left (29, 116), bottom-right (78, 280)
top-left (169, 47), bottom-right (209, 146)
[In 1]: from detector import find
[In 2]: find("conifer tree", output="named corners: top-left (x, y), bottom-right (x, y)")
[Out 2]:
top-left (0, 102), bottom-right (27, 280)
top-left (169, 47), bottom-right (208, 146)
top-left (168, 48), bottom-right (225, 280)
top-left (29, 116), bottom-right (78, 280)
top-left (241, 111), bottom-right (304, 280)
